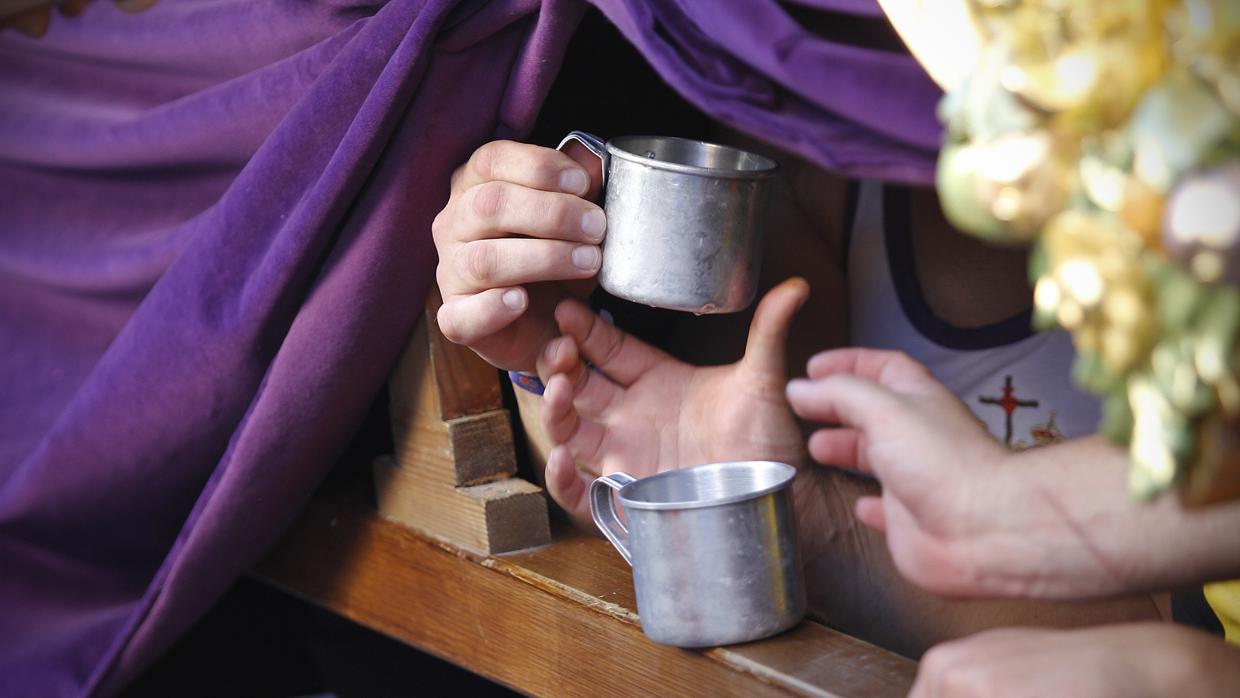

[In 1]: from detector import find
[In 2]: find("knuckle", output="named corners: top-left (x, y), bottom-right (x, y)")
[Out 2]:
top-left (460, 242), bottom-right (499, 287)
top-left (430, 210), bottom-right (449, 245)
top-left (543, 194), bottom-right (572, 231)
top-left (530, 153), bottom-right (562, 187)
top-left (449, 163), bottom-right (465, 192)
top-left (434, 265), bottom-right (453, 293)
top-left (470, 141), bottom-right (501, 181)
top-left (471, 180), bottom-right (506, 221)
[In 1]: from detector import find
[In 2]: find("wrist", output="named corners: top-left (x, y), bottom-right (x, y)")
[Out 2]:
top-left (508, 370), bottom-right (545, 395)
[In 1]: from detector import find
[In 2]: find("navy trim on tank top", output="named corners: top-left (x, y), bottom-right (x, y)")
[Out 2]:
top-left (882, 186), bottom-right (1034, 350)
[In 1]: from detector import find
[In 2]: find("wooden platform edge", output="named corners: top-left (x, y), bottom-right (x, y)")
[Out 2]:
top-left (252, 494), bottom-right (916, 698)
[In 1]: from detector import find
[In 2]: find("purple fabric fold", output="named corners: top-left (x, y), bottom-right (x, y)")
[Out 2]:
top-left (589, 0), bottom-right (941, 183)
top-left (1, 1), bottom-right (582, 694)
top-left (0, 0), bottom-right (938, 694)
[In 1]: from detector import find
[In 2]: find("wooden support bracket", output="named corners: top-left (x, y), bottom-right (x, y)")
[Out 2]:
top-left (375, 286), bottom-right (550, 554)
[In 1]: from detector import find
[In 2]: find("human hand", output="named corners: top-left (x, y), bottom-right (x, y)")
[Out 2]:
top-left (432, 140), bottom-right (604, 371)
top-left (787, 348), bottom-right (1240, 600)
top-left (537, 278), bottom-right (811, 525)
top-left (911, 623), bottom-right (1240, 698)
top-left (785, 348), bottom-right (1040, 598)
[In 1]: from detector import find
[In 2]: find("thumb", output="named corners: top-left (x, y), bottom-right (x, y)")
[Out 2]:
top-left (740, 277), bottom-right (810, 381)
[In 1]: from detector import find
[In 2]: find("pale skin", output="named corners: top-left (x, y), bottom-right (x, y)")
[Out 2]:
top-left (909, 623), bottom-right (1240, 698)
top-left (431, 139), bottom-right (1161, 657)
top-left (786, 347), bottom-right (1240, 600)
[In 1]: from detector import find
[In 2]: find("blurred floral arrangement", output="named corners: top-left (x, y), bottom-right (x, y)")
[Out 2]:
top-left (910, 0), bottom-right (1240, 503)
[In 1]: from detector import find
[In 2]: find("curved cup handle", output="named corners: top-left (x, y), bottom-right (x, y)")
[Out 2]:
top-left (589, 472), bottom-right (636, 565)
top-left (557, 130), bottom-right (607, 188)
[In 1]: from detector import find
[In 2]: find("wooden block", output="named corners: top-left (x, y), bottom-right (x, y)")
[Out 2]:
top-left (390, 406), bottom-right (516, 487)
top-left (389, 287), bottom-right (503, 419)
top-left (373, 456), bottom-right (550, 555)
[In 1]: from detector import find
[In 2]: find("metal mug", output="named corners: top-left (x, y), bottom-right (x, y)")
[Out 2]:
top-left (589, 461), bottom-right (805, 647)
top-left (557, 131), bottom-right (777, 314)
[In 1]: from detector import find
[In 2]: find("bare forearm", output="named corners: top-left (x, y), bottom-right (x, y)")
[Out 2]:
top-left (796, 468), bottom-right (1160, 658)
top-left (1005, 435), bottom-right (1240, 597)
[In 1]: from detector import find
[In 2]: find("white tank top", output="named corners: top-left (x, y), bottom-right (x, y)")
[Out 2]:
top-left (846, 182), bottom-right (1099, 448)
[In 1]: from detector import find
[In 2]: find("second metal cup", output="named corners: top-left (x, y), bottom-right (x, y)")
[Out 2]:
top-left (590, 461), bottom-right (805, 647)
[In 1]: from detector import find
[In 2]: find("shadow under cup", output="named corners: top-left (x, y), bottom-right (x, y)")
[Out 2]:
top-left (591, 461), bottom-right (805, 647)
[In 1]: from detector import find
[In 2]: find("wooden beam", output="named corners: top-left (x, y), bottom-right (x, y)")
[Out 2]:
top-left (254, 494), bottom-right (917, 697)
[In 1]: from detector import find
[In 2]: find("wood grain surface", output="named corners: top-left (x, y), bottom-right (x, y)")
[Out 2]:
top-left (254, 494), bottom-right (916, 697)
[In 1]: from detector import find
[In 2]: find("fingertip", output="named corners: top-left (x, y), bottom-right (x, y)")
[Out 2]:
top-left (540, 335), bottom-right (579, 377)
top-left (553, 297), bottom-right (590, 335)
top-left (558, 168), bottom-right (589, 196)
top-left (501, 287), bottom-right (527, 311)
top-left (433, 301), bottom-right (464, 344)
top-left (855, 496), bottom-right (886, 532)
top-left (783, 276), bottom-right (811, 306)
top-left (785, 377), bottom-right (813, 403)
top-left (806, 428), bottom-right (832, 461)
top-left (806, 349), bottom-right (839, 379)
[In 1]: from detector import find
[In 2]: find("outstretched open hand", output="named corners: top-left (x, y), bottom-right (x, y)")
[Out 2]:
top-left (537, 278), bottom-right (811, 525)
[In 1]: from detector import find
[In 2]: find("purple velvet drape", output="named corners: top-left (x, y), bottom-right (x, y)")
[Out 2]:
top-left (589, 0), bottom-right (941, 183)
top-left (0, 0), bottom-right (583, 693)
top-left (0, 0), bottom-right (937, 694)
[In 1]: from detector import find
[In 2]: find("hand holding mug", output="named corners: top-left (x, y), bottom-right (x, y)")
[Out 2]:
top-left (432, 140), bottom-right (605, 371)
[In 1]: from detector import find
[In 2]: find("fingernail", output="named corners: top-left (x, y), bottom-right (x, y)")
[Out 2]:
top-left (559, 168), bottom-right (589, 195)
top-left (571, 245), bottom-right (600, 270)
top-left (580, 209), bottom-right (606, 240)
top-left (544, 337), bottom-right (561, 362)
top-left (786, 379), bottom-right (810, 396)
top-left (502, 288), bottom-right (525, 310)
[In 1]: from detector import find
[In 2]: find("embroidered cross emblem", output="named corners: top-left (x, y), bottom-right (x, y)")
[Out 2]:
top-left (979, 375), bottom-right (1039, 446)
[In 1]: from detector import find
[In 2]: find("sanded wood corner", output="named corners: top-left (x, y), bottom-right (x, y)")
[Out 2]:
top-left (373, 456), bottom-right (550, 555)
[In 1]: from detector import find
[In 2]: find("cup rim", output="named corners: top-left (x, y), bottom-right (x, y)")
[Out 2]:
top-left (606, 135), bottom-right (778, 179)
top-left (616, 460), bottom-right (796, 511)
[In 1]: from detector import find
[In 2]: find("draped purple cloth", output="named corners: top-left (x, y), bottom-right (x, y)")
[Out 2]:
top-left (0, 0), bottom-right (937, 694)
top-left (590, 0), bottom-right (941, 183)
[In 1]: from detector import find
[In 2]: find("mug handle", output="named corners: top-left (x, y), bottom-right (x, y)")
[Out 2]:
top-left (590, 472), bottom-right (636, 565)
top-left (557, 130), bottom-right (608, 188)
